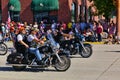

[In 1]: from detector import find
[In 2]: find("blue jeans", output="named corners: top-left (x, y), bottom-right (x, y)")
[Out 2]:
top-left (28, 48), bottom-right (42, 61)
top-left (97, 33), bottom-right (102, 42)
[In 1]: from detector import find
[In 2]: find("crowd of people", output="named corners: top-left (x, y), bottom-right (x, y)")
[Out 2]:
top-left (0, 19), bottom-right (117, 44)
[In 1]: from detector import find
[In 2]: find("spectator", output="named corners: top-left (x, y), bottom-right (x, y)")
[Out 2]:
top-left (51, 20), bottom-right (57, 31)
top-left (79, 20), bottom-right (87, 32)
top-left (107, 22), bottom-right (116, 44)
top-left (1, 23), bottom-right (6, 39)
top-left (92, 21), bottom-right (97, 41)
top-left (84, 28), bottom-right (96, 42)
top-left (96, 22), bottom-right (103, 42)
top-left (33, 22), bottom-right (38, 28)
top-left (61, 22), bottom-right (67, 30)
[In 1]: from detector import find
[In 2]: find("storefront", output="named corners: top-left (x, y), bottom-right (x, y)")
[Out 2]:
top-left (8, 0), bottom-right (21, 22)
top-left (31, 0), bottom-right (59, 23)
top-left (0, 0), bottom-right (91, 24)
top-left (0, 0), bottom-right (1, 22)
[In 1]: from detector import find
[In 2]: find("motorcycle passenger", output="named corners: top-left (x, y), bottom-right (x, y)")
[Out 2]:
top-left (27, 28), bottom-right (44, 65)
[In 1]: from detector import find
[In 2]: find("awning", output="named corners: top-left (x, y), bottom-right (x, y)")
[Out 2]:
top-left (8, 0), bottom-right (21, 12)
top-left (31, 0), bottom-right (59, 11)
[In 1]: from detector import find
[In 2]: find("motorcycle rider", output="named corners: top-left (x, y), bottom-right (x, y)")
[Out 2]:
top-left (52, 27), bottom-right (74, 56)
top-left (27, 28), bottom-right (44, 65)
top-left (53, 27), bottom-right (71, 43)
top-left (15, 27), bottom-right (29, 62)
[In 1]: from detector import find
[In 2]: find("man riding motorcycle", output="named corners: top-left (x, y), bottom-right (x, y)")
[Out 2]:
top-left (15, 27), bottom-right (29, 60)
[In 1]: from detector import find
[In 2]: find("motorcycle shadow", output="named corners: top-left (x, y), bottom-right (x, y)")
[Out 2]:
top-left (0, 66), bottom-right (57, 72)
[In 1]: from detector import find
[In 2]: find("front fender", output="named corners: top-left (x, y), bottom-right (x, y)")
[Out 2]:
top-left (79, 43), bottom-right (92, 51)
top-left (52, 52), bottom-right (70, 65)
top-left (58, 52), bottom-right (70, 57)
top-left (83, 43), bottom-right (92, 47)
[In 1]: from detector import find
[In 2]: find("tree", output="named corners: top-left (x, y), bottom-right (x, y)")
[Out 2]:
top-left (89, 0), bottom-right (116, 20)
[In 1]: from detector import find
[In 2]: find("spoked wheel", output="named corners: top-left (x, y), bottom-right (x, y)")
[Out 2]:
top-left (12, 66), bottom-right (26, 71)
top-left (0, 42), bottom-right (8, 55)
top-left (79, 45), bottom-right (92, 58)
top-left (54, 55), bottom-right (71, 71)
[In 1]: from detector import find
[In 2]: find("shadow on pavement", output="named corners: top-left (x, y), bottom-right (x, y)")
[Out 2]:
top-left (0, 66), bottom-right (58, 72)
top-left (105, 50), bottom-right (120, 53)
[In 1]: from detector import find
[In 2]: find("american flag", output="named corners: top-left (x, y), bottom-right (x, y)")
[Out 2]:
top-left (7, 11), bottom-right (11, 28)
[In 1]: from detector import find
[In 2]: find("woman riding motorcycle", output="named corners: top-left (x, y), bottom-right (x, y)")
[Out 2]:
top-left (27, 28), bottom-right (44, 65)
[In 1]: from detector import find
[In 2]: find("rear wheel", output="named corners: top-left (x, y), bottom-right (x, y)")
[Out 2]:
top-left (12, 66), bottom-right (26, 71)
top-left (54, 55), bottom-right (71, 71)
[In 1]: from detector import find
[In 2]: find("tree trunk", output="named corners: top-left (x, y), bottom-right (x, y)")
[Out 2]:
top-left (117, 0), bottom-right (120, 39)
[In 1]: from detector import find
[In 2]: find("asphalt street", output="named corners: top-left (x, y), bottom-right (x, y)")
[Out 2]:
top-left (0, 42), bottom-right (120, 80)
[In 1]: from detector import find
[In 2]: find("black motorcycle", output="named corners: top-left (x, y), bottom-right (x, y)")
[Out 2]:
top-left (60, 32), bottom-right (92, 58)
top-left (6, 32), bottom-right (71, 71)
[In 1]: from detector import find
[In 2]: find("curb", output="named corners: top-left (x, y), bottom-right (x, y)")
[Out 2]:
top-left (84, 42), bottom-right (105, 44)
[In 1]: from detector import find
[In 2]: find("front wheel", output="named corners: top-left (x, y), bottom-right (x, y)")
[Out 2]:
top-left (79, 44), bottom-right (92, 58)
top-left (54, 55), bottom-right (71, 71)
top-left (12, 66), bottom-right (26, 71)
top-left (0, 42), bottom-right (8, 55)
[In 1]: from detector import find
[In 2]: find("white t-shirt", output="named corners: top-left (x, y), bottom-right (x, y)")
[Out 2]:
top-left (17, 34), bottom-right (23, 42)
top-left (27, 34), bottom-right (37, 42)
top-left (33, 24), bottom-right (38, 28)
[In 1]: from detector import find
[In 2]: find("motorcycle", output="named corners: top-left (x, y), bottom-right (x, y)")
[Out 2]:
top-left (6, 32), bottom-right (71, 71)
top-left (60, 30), bottom-right (93, 58)
top-left (0, 39), bottom-right (8, 55)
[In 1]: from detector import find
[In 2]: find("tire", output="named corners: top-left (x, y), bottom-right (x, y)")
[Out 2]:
top-left (13, 66), bottom-right (26, 71)
top-left (54, 55), bottom-right (71, 71)
top-left (0, 43), bottom-right (8, 55)
top-left (79, 45), bottom-right (92, 58)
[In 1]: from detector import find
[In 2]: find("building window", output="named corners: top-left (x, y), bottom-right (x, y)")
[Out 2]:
top-left (0, 10), bottom-right (1, 23)
top-left (33, 12), bottom-right (57, 23)
top-left (10, 11), bottom-right (20, 22)
top-left (78, 5), bottom-right (81, 21)
top-left (71, 3), bottom-right (76, 22)
top-left (88, 6), bottom-right (92, 22)
top-left (34, 12), bottom-right (48, 23)
top-left (0, 4), bottom-right (1, 23)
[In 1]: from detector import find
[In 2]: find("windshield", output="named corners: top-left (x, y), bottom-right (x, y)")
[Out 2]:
top-left (47, 30), bottom-right (59, 48)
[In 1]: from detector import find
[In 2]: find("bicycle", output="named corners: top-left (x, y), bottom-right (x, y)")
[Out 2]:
top-left (0, 40), bottom-right (8, 55)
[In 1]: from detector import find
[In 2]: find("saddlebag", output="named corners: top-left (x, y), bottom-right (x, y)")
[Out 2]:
top-left (7, 53), bottom-right (24, 64)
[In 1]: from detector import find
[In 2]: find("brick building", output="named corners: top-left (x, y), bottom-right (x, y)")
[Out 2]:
top-left (0, 0), bottom-right (92, 24)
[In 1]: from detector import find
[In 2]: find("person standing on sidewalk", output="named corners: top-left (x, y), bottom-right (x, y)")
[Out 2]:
top-left (96, 22), bottom-right (103, 42)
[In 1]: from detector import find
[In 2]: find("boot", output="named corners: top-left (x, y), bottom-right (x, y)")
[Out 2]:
top-left (37, 60), bottom-right (44, 65)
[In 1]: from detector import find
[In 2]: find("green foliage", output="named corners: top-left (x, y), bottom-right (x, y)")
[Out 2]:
top-left (88, 0), bottom-right (116, 19)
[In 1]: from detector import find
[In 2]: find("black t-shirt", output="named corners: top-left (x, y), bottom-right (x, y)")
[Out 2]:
top-left (53, 31), bottom-right (64, 43)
